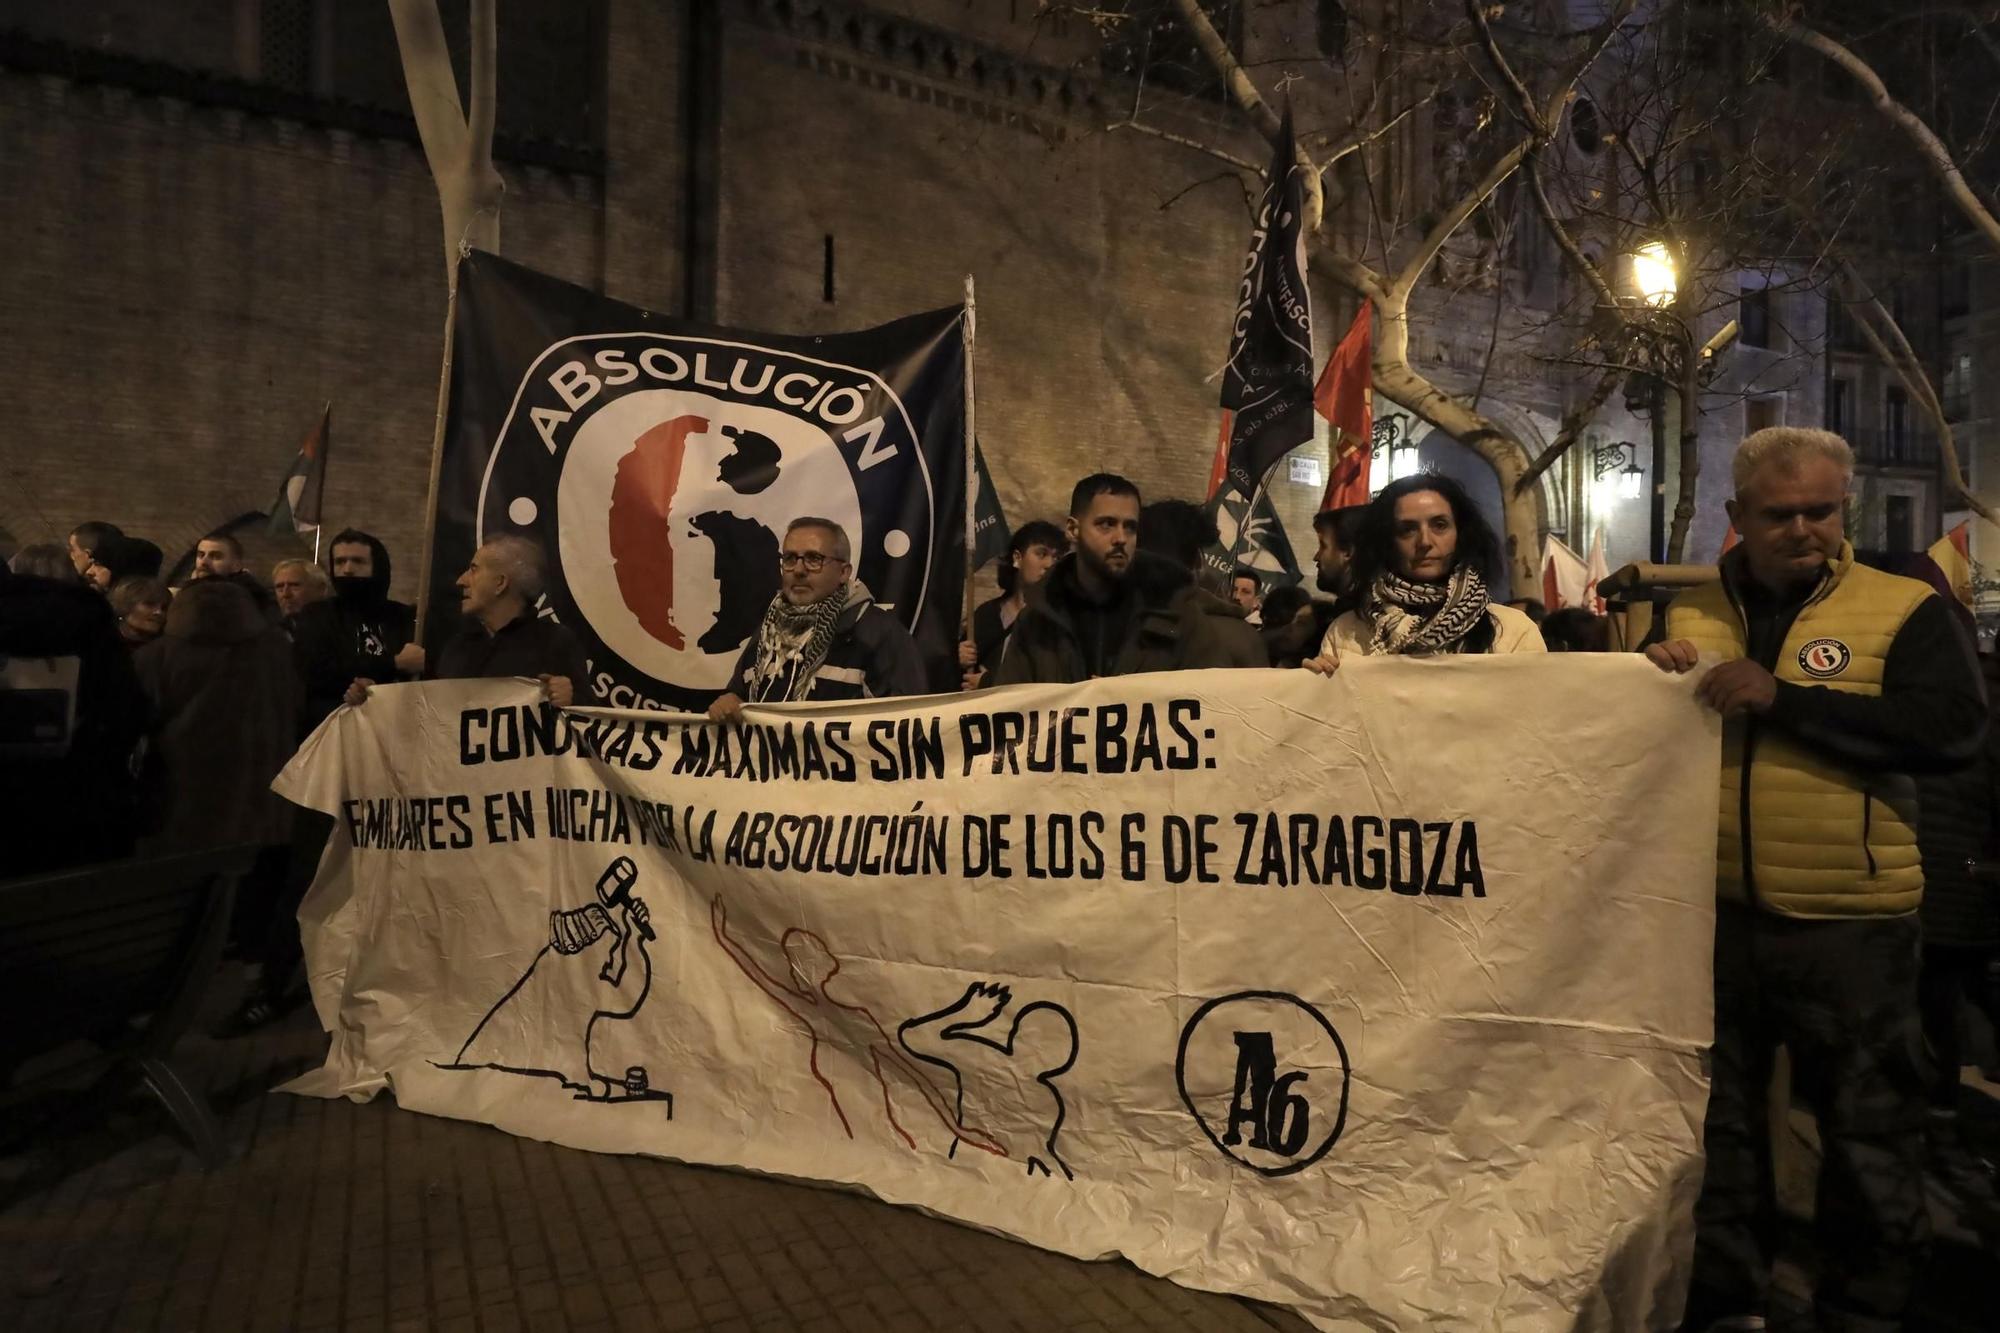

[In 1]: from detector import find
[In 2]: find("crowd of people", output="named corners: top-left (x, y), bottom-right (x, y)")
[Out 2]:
top-left (0, 523), bottom-right (586, 1034)
top-left (5, 424), bottom-right (1998, 1328)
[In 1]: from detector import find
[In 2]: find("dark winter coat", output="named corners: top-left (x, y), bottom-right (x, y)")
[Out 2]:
top-left (1919, 653), bottom-right (2000, 946)
top-left (290, 532), bottom-right (414, 731)
top-left (135, 578), bottom-right (301, 854)
top-left (991, 552), bottom-right (1266, 686)
top-left (0, 568), bottom-right (150, 876)
top-left (725, 583), bottom-right (928, 704)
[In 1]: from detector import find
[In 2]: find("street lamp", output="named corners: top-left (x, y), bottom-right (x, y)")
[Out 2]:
top-left (1632, 242), bottom-right (1676, 308)
top-left (1628, 240), bottom-right (1680, 562)
top-left (1592, 441), bottom-right (1646, 501)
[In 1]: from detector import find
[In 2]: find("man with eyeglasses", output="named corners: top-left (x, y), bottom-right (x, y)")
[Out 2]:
top-left (706, 517), bottom-right (925, 723)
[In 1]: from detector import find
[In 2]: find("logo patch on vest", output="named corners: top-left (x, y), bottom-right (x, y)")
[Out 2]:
top-left (1798, 638), bottom-right (1852, 678)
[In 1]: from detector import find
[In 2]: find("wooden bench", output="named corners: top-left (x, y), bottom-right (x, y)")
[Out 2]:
top-left (1, 845), bottom-right (255, 1168)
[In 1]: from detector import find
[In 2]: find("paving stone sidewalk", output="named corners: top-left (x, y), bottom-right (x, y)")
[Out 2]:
top-left (1, 975), bottom-right (1308, 1333)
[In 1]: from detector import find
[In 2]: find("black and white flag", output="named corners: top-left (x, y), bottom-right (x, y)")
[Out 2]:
top-left (428, 252), bottom-right (991, 709)
top-left (1219, 107), bottom-right (1316, 498)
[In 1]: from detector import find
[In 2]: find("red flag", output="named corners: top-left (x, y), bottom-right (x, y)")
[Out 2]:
top-left (1206, 411), bottom-right (1232, 502)
top-left (1315, 303), bottom-right (1373, 510)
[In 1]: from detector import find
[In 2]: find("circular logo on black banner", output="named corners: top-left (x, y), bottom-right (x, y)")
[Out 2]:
top-left (1797, 638), bottom-right (1851, 679)
top-left (477, 337), bottom-right (935, 706)
top-left (1175, 990), bottom-right (1350, 1177)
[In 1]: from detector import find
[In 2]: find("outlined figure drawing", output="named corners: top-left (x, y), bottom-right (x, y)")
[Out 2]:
top-left (898, 981), bottom-right (1080, 1180)
top-left (709, 895), bottom-right (1003, 1158)
top-left (439, 856), bottom-right (673, 1110)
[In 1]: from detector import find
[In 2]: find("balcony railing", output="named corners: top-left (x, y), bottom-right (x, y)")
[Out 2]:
top-left (1849, 427), bottom-right (1940, 469)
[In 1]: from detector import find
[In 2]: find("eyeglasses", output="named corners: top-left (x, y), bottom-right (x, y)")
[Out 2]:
top-left (778, 551), bottom-right (842, 572)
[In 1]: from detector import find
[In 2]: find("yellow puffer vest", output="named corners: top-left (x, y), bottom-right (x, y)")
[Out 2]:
top-left (1666, 544), bottom-right (1933, 918)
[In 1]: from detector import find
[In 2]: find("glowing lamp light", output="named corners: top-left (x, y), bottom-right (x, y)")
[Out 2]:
top-left (1389, 446), bottom-right (1421, 482)
top-left (1618, 462), bottom-right (1644, 499)
top-left (1632, 242), bottom-right (1676, 308)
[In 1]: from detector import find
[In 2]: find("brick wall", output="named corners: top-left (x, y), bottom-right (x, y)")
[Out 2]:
top-left (0, 70), bottom-right (603, 595)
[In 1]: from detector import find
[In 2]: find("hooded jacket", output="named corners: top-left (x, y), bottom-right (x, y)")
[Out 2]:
top-left (135, 578), bottom-right (301, 853)
top-left (991, 551), bottom-right (1265, 685)
top-left (725, 580), bottom-right (927, 703)
top-left (290, 532), bottom-right (414, 731)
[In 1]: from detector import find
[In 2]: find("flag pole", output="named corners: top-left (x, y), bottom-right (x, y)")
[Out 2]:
top-left (413, 271), bottom-right (462, 644)
top-left (314, 398), bottom-right (330, 566)
top-left (961, 274), bottom-right (978, 636)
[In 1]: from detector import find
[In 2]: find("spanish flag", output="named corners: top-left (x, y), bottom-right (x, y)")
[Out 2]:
top-left (1927, 521), bottom-right (1973, 610)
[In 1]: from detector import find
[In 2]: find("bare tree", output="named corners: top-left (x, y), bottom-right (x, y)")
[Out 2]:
top-left (1754, 3), bottom-right (2000, 524)
top-left (389, 0), bottom-right (503, 288)
top-left (1109, 0), bottom-right (1639, 590)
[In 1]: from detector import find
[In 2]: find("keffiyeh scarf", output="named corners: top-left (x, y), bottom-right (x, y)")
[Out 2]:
top-left (744, 584), bottom-right (853, 701)
top-left (1363, 565), bottom-right (1491, 655)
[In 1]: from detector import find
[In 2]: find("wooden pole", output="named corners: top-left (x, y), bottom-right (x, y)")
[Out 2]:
top-left (413, 269), bottom-right (462, 643)
top-left (961, 274), bottom-right (978, 634)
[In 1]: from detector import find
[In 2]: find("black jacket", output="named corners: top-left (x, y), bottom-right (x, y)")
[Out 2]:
top-left (970, 593), bottom-right (1018, 677)
top-left (1919, 652), bottom-right (2000, 946)
top-left (0, 569), bottom-right (150, 875)
top-left (134, 579), bottom-right (301, 854)
top-left (727, 585), bottom-right (926, 703)
top-left (991, 552), bottom-right (1265, 685)
top-left (292, 533), bottom-right (414, 731)
top-left (432, 609), bottom-right (589, 687)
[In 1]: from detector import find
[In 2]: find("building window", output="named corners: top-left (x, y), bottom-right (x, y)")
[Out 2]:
top-left (1886, 494), bottom-right (1913, 554)
top-left (259, 0), bottom-right (312, 93)
top-left (1829, 378), bottom-right (1851, 435)
top-left (1570, 97), bottom-right (1602, 154)
top-left (1887, 385), bottom-right (1908, 452)
top-left (1740, 288), bottom-right (1772, 349)
top-left (1944, 352), bottom-right (1973, 421)
top-left (1317, 1), bottom-right (1348, 60)
top-left (1746, 397), bottom-right (1783, 436)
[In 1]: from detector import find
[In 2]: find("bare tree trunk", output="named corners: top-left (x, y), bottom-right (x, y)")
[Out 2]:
top-left (1666, 339), bottom-right (1702, 561)
top-left (389, 0), bottom-right (503, 288)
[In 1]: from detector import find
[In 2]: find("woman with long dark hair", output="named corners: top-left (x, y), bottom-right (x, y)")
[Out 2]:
top-left (1306, 473), bottom-right (1543, 667)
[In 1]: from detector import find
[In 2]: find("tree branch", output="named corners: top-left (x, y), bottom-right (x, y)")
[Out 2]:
top-left (1104, 118), bottom-right (1260, 173)
top-left (1515, 361), bottom-right (1624, 495)
top-left (1772, 14), bottom-right (2000, 256)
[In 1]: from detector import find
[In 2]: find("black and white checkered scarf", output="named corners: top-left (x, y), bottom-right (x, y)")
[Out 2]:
top-left (743, 582), bottom-right (859, 702)
top-left (1362, 565), bottom-right (1491, 655)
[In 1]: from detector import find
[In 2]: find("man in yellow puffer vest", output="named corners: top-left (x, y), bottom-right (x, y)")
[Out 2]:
top-left (1648, 428), bottom-right (1986, 1333)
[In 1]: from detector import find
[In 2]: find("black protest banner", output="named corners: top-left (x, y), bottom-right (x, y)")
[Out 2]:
top-left (429, 252), bottom-right (981, 709)
top-left (1218, 107), bottom-right (1315, 499)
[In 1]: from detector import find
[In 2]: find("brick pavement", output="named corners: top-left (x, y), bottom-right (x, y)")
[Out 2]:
top-left (1, 971), bottom-right (1308, 1333)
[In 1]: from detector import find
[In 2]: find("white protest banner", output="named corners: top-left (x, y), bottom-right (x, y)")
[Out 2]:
top-left (276, 658), bottom-right (1721, 1331)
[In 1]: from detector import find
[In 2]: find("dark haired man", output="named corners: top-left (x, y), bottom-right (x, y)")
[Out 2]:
top-left (960, 520), bottom-right (1066, 689)
top-left (1229, 568), bottom-right (1263, 625)
top-left (1310, 505), bottom-right (1365, 605)
top-left (68, 521), bottom-right (122, 578)
top-left (291, 529), bottom-right (417, 730)
top-left (993, 475), bottom-right (1256, 684)
top-left (707, 517), bottom-right (925, 722)
top-left (193, 531), bottom-right (244, 579)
